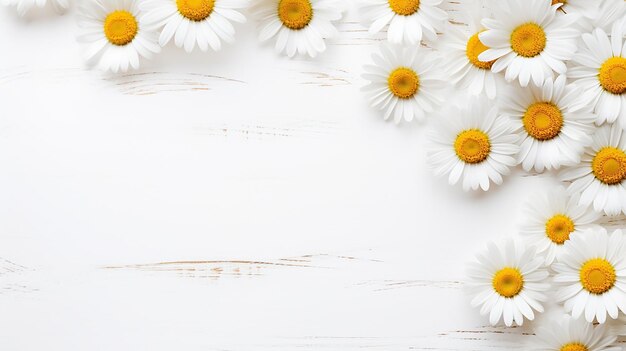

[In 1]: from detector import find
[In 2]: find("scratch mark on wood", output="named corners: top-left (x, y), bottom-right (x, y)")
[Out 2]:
top-left (0, 257), bottom-right (37, 295)
top-left (192, 119), bottom-right (342, 140)
top-left (104, 71), bottom-right (245, 96)
top-left (356, 279), bottom-right (462, 292)
top-left (100, 252), bottom-right (384, 280)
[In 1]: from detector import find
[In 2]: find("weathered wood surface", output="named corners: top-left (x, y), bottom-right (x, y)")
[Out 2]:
top-left (1, 1), bottom-right (624, 350)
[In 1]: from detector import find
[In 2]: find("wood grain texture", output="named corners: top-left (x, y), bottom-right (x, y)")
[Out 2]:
top-left (0, 1), bottom-right (624, 350)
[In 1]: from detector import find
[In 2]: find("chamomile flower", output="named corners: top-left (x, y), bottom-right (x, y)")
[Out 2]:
top-left (561, 124), bottom-right (626, 216)
top-left (140, 0), bottom-right (246, 53)
top-left (440, 2), bottom-right (501, 99)
top-left (252, 0), bottom-right (343, 58)
top-left (582, 0), bottom-right (626, 34)
top-left (531, 315), bottom-right (621, 351)
top-left (467, 239), bottom-right (549, 327)
top-left (478, 0), bottom-right (579, 87)
top-left (77, 0), bottom-right (161, 73)
top-left (427, 98), bottom-right (519, 191)
top-left (360, 0), bottom-right (447, 45)
top-left (362, 45), bottom-right (446, 123)
top-left (500, 75), bottom-right (596, 172)
top-left (568, 23), bottom-right (626, 127)
top-left (2, 0), bottom-right (68, 16)
top-left (553, 228), bottom-right (626, 323)
top-left (519, 187), bottom-right (602, 265)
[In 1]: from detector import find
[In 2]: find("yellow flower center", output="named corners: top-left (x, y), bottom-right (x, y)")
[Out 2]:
top-left (522, 102), bottom-right (563, 141)
top-left (176, 0), bottom-right (215, 21)
top-left (545, 214), bottom-right (575, 245)
top-left (592, 147), bottom-right (626, 185)
top-left (388, 0), bottom-right (419, 16)
top-left (278, 0), bottom-right (313, 30)
top-left (552, 0), bottom-right (567, 5)
top-left (454, 129), bottom-right (491, 164)
top-left (580, 258), bottom-right (616, 294)
top-left (560, 343), bottom-right (588, 351)
top-left (493, 267), bottom-right (524, 298)
top-left (388, 67), bottom-right (419, 99)
top-left (510, 23), bottom-right (546, 58)
top-left (103, 10), bottom-right (138, 46)
top-left (599, 57), bottom-right (626, 95)
top-left (466, 32), bottom-right (495, 70)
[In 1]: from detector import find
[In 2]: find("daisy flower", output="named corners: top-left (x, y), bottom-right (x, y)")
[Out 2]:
top-left (2, 0), bottom-right (68, 16)
top-left (568, 22), bottom-right (626, 127)
top-left (519, 186), bottom-right (602, 265)
top-left (360, 0), bottom-right (447, 45)
top-left (581, 0), bottom-right (626, 34)
top-left (77, 0), bottom-right (161, 73)
top-left (140, 0), bottom-right (246, 53)
top-left (362, 45), bottom-right (446, 124)
top-left (478, 0), bottom-right (579, 87)
top-left (531, 315), bottom-right (621, 351)
top-left (252, 0), bottom-right (343, 58)
top-left (500, 75), bottom-right (596, 172)
top-left (561, 124), bottom-right (626, 216)
top-left (440, 2), bottom-right (501, 99)
top-left (553, 228), bottom-right (626, 323)
top-left (427, 97), bottom-right (519, 191)
top-left (467, 239), bottom-right (549, 327)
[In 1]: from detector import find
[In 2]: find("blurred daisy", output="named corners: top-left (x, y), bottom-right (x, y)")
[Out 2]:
top-left (361, 0), bottom-right (447, 45)
top-left (252, 0), bottom-right (343, 58)
top-left (478, 0), bottom-right (579, 87)
top-left (500, 75), bottom-right (596, 172)
top-left (553, 228), bottom-right (626, 323)
top-left (531, 315), bottom-right (621, 351)
top-left (2, 0), bottom-right (68, 16)
top-left (561, 124), bottom-right (626, 216)
top-left (467, 239), bottom-right (549, 326)
top-left (519, 187), bottom-right (602, 265)
top-left (581, 0), bottom-right (626, 33)
top-left (427, 98), bottom-right (519, 191)
top-left (362, 45), bottom-right (446, 123)
top-left (440, 2), bottom-right (500, 99)
top-left (77, 0), bottom-right (161, 73)
top-left (141, 0), bottom-right (246, 53)
top-left (568, 23), bottom-right (626, 127)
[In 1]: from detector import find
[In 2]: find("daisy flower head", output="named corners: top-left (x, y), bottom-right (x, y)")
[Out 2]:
top-left (252, 0), bottom-right (343, 58)
top-left (553, 227), bottom-right (626, 323)
top-left (2, 0), bottom-right (68, 16)
top-left (500, 75), bottom-right (596, 172)
top-left (77, 0), bottom-right (161, 73)
top-left (568, 21), bottom-right (626, 127)
top-left (440, 2), bottom-right (501, 99)
top-left (427, 97), bottom-right (519, 191)
top-left (478, 0), bottom-right (579, 87)
top-left (531, 315), bottom-right (621, 351)
top-left (140, 0), bottom-right (246, 53)
top-left (467, 239), bottom-right (549, 327)
top-left (360, 0), bottom-right (447, 46)
top-left (361, 44), bottom-right (446, 124)
top-left (561, 123), bottom-right (626, 216)
top-left (581, 0), bottom-right (626, 34)
top-left (519, 186), bottom-right (602, 265)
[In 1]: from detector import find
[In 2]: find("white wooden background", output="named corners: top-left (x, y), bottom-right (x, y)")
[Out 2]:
top-left (1, 1), bottom-right (619, 350)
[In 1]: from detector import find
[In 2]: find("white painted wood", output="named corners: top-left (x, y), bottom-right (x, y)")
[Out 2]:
top-left (1, 1), bottom-right (622, 350)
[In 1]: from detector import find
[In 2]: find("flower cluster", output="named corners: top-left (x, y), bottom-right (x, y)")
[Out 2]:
top-left (350, 0), bottom-right (626, 348)
top-left (3, 0), bottom-right (346, 71)
top-left (359, 0), bottom-right (626, 348)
